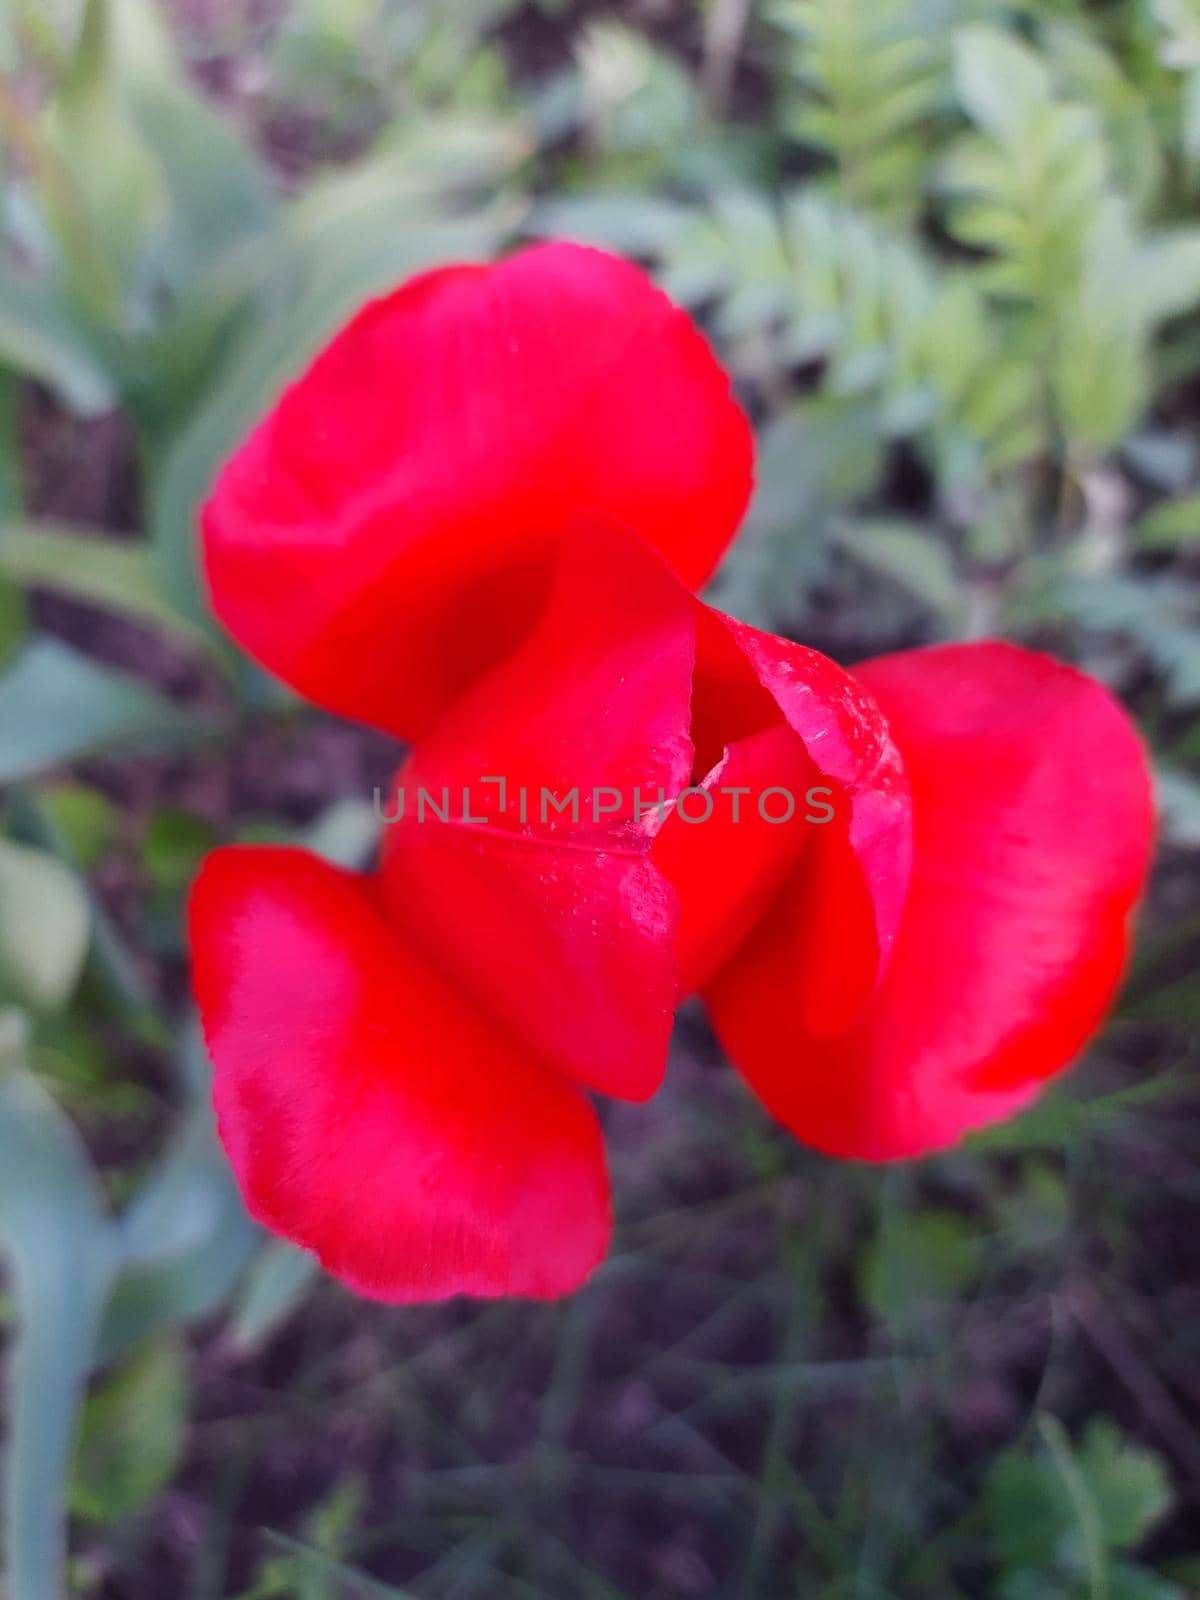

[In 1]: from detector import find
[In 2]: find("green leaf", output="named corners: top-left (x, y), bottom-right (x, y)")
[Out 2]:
top-left (860, 1207), bottom-right (983, 1329)
top-left (1048, 575), bottom-right (1200, 707)
top-left (1136, 493), bottom-right (1200, 547)
top-left (0, 0), bottom-right (18, 67)
top-left (0, 523), bottom-right (209, 646)
top-left (248, 1482), bottom-right (376, 1598)
top-left (836, 518), bottom-right (964, 622)
top-left (772, 0), bottom-right (948, 219)
top-left (97, 1093), bottom-right (258, 1365)
top-left (531, 192), bottom-right (694, 258)
top-left (5, 0), bottom-right (87, 60)
top-left (994, 1161), bottom-right (1069, 1256)
top-left (1137, 230), bottom-right (1200, 320)
top-left (258, 1532), bottom-right (417, 1600)
top-left (230, 1240), bottom-right (320, 1355)
top-left (705, 400), bottom-right (875, 627)
top-left (1054, 198), bottom-right (1148, 449)
top-left (0, 1043), bottom-right (117, 1600)
top-left (996, 1575), bottom-right (1074, 1600)
top-left (70, 1334), bottom-right (187, 1524)
top-left (303, 797), bottom-right (382, 869)
top-left (0, 838), bottom-right (90, 1010)
top-left (1046, 21), bottom-right (1163, 210)
top-left (0, 638), bottom-right (210, 781)
top-left (985, 1415), bottom-right (1175, 1591)
top-left (1077, 1419), bottom-right (1174, 1552)
top-left (1184, 67), bottom-right (1200, 163)
top-left (141, 805), bottom-right (217, 893)
top-left (37, 784), bottom-right (120, 868)
top-left (128, 77), bottom-right (275, 287)
top-left (0, 373), bottom-right (20, 517)
top-left (0, 269), bottom-right (116, 413)
top-left (0, 574), bottom-right (27, 672)
top-left (953, 24), bottom-right (1052, 145)
top-left (1108, 1565), bottom-right (1185, 1600)
top-left (100, 0), bottom-right (276, 291)
top-left (574, 21), bottom-right (697, 161)
top-left (1156, 766), bottom-right (1200, 846)
top-left (39, 0), bottom-right (166, 321)
top-left (985, 1436), bottom-right (1075, 1572)
top-left (2, 786), bottom-right (165, 1033)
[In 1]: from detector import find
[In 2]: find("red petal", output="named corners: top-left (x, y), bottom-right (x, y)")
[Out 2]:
top-left (653, 721), bottom-right (815, 996)
top-left (720, 617), bottom-right (912, 974)
top-left (380, 520), bottom-right (694, 1101)
top-left (656, 608), bottom-right (912, 1017)
top-left (707, 643), bottom-right (1154, 1159)
top-left (202, 242), bottom-right (752, 739)
top-left (190, 847), bottom-right (611, 1301)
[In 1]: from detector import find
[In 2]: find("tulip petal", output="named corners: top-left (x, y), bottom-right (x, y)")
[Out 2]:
top-left (656, 608), bottom-right (912, 1019)
top-left (202, 242), bottom-right (752, 738)
top-left (653, 720), bottom-right (815, 996)
top-left (190, 847), bottom-right (611, 1301)
top-left (380, 521), bottom-right (694, 1101)
top-left (707, 643), bottom-right (1154, 1159)
top-left (719, 616), bottom-right (912, 980)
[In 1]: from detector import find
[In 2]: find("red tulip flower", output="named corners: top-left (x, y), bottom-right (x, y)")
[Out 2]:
top-left (192, 242), bottom-right (1154, 1303)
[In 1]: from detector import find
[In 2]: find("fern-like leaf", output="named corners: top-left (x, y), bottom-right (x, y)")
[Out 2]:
top-left (536, 186), bottom-right (1045, 487)
top-left (769, 0), bottom-right (950, 217)
top-left (945, 23), bottom-right (1200, 451)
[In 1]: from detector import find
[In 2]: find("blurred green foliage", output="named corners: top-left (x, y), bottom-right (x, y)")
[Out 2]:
top-left (0, 1), bottom-right (1198, 1596)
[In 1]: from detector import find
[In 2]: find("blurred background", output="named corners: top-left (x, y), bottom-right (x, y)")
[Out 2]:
top-left (1, 0), bottom-right (1199, 1596)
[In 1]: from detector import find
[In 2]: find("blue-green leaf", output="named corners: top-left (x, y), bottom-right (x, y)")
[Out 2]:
top-left (230, 1240), bottom-right (320, 1355)
top-left (0, 638), bottom-right (211, 781)
top-left (0, 270), bottom-right (115, 414)
top-left (0, 839), bottom-right (90, 1011)
top-left (97, 1098), bottom-right (258, 1364)
top-left (69, 1334), bottom-right (188, 1524)
top-left (0, 1037), bottom-right (117, 1600)
top-left (0, 523), bottom-right (209, 646)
